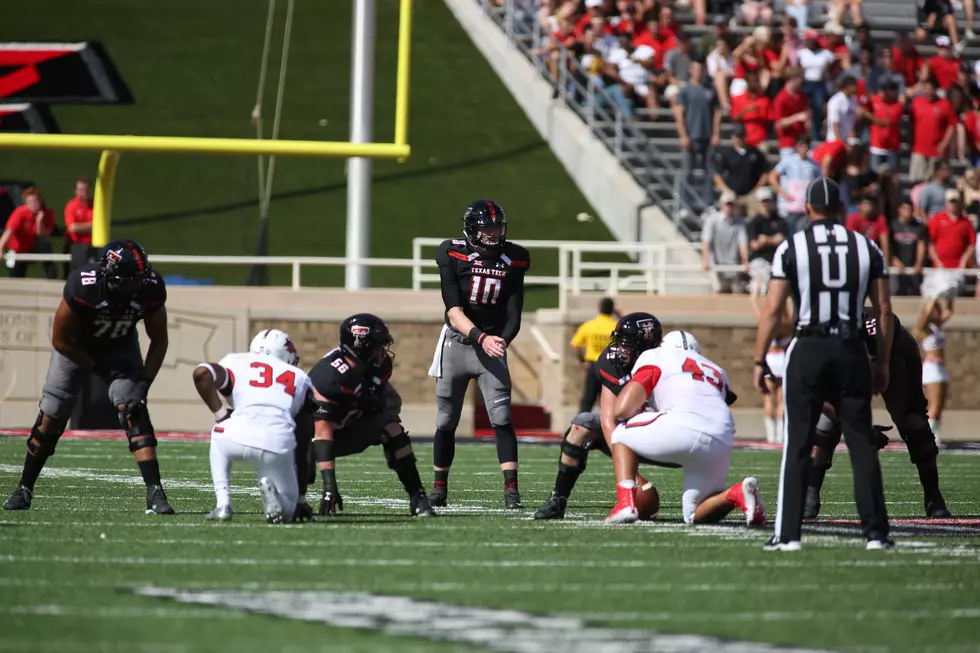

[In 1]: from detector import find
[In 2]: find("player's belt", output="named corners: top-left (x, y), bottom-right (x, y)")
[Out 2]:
top-left (796, 323), bottom-right (856, 339)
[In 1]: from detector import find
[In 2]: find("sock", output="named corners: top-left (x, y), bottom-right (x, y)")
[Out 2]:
top-left (503, 469), bottom-right (518, 491)
top-left (553, 464), bottom-right (582, 498)
top-left (138, 459), bottom-right (162, 487)
top-left (916, 460), bottom-right (941, 497)
top-left (929, 419), bottom-right (942, 444)
top-left (433, 469), bottom-right (449, 489)
top-left (764, 418), bottom-right (776, 443)
top-left (725, 482), bottom-right (745, 509)
top-left (433, 428), bottom-right (456, 468)
top-left (807, 461), bottom-right (829, 494)
top-left (775, 419), bottom-right (784, 443)
top-left (617, 479), bottom-right (636, 490)
top-left (18, 452), bottom-right (49, 491)
top-left (494, 424), bottom-right (518, 465)
top-left (393, 458), bottom-right (424, 497)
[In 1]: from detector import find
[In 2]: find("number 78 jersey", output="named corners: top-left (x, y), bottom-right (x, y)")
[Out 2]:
top-left (630, 348), bottom-right (735, 438)
top-left (216, 352), bottom-right (312, 454)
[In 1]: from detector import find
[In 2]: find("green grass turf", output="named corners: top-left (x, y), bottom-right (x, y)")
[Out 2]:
top-left (1, 0), bottom-right (611, 306)
top-left (1, 438), bottom-right (979, 653)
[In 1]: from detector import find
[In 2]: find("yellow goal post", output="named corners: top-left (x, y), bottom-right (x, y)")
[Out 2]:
top-left (0, 0), bottom-right (413, 248)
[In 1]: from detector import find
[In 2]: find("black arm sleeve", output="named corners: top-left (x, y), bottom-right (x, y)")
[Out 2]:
top-left (436, 244), bottom-right (463, 311)
top-left (501, 275), bottom-right (525, 343)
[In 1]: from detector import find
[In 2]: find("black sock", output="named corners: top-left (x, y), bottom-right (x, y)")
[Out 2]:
top-left (18, 452), bottom-right (48, 491)
top-left (433, 429), bottom-right (456, 469)
top-left (138, 459), bottom-right (162, 487)
top-left (434, 469), bottom-right (449, 489)
top-left (916, 460), bottom-right (941, 496)
top-left (494, 424), bottom-right (518, 465)
top-left (393, 458), bottom-right (424, 497)
top-left (503, 469), bottom-right (518, 491)
top-left (807, 461), bottom-right (829, 493)
top-left (553, 464), bottom-right (582, 499)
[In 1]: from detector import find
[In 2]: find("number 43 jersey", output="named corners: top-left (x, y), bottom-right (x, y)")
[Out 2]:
top-left (216, 352), bottom-right (312, 454)
top-left (63, 263), bottom-right (167, 346)
top-left (630, 348), bottom-right (735, 437)
top-left (436, 238), bottom-right (530, 337)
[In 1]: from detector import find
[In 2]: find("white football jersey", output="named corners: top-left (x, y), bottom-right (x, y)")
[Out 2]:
top-left (630, 347), bottom-right (734, 439)
top-left (213, 352), bottom-right (312, 453)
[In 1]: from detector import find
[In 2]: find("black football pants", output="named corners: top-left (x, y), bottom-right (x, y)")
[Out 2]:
top-left (776, 336), bottom-right (889, 542)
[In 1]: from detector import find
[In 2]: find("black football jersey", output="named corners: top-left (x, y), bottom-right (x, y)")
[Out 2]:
top-left (63, 264), bottom-right (167, 346)
top-left (862, 312), bottom-right (902, 360)
top-left (436, 239), bottom-right (530, 338)
top-left (308, 348), bottom-right (393, 427)
top-left (594, 344), bottom-right (633, 396)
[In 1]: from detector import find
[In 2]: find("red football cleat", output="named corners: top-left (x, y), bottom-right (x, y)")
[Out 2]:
top-left (605, 484), bottom-right (639, 524)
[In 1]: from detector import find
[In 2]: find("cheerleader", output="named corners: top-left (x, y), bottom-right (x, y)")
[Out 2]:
top-left (754, 293), bottom-right (794, 443)
top-left (917, 299), bottom-right (949, 445)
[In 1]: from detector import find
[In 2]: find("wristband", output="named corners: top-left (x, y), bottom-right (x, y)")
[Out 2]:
top-left (468, 327), bottom-right (487, 345)
top-left (754, 360), bottom-right (768, 368)
top-left (214, 407), bottom-right (232, 421)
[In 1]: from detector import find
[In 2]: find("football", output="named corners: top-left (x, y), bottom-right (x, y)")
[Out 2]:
top-left (635, 475), bottom-right (660, 521)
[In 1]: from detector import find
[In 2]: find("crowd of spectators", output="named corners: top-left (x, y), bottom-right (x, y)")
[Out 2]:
top-left (0, 177), bottom-right (94, 279)
top-left (529, 0), bottom-right (980, 296)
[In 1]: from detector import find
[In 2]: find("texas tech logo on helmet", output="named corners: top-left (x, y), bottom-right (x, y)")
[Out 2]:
top-left (350, 325), bottom-right (371, 346)
top-left (635, 318), bottom-right (656, 338)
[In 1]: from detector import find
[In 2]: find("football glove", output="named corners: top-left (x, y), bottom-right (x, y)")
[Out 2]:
top-left (293, 496), bottom-right (315, 523)
top-left (319, 469), bottom-right (343, 516)
top-left (874, 424), bottom-right (892, 450)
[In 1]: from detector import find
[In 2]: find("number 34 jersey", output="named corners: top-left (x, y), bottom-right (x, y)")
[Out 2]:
top-left (215, 352), bottom-right (313, 454)
top-left (63, 264), bottom-right (167, 346)
top-left (630, 348), bottom-right (735, 438)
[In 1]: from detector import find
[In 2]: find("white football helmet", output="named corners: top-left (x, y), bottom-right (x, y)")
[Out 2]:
top-left (249, 328), bottom-right (299, 366)
top-left (661, 330), bottom-right (700, 355)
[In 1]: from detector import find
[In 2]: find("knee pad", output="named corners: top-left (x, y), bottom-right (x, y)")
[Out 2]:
top-left (119, 401), bottom-right (157, 452)
top-left (561, 426), bottom-right (601, 471)
top-left (435, 395), bottom-right (463, 432)
top-left (486, 395), bottom-right (512, 428)
top-left (26, 412), bottom-right (64, 458)
top-left (381, 428), bottom-right (415, 470)
top-left (896, 413), bottom-right (939, 465)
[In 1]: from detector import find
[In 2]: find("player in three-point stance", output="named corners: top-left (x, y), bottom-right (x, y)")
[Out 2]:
top-left (605, 331), bottom-right (767, 526)
top-left (3, 239), bottom-right (174, 514)
top-left (427, 200), bottom-right (531, 509)
top-left (308, 314), bottom-right (436, 518)
top-left (192, 329), bottom-right (315, 523)
top-left (534, 312), bottom-right (662, 520)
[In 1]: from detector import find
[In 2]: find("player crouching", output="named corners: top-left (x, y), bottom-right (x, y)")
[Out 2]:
top-left (193, 329), bottom-right (314, 523)
top-left (308, 314), bottom-right (436, 518)
top-left (605, 331), bottom-right (766, 527)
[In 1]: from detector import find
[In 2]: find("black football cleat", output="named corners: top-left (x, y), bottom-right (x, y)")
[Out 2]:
top-left (3, 485), bottom-right (32, 511)
top-left (410, 490), bottom-right (438, 517)
top-left (145, 484), bottom-right (175, 515)
top-left (803, 486), bottom-right (821, 519)
top-left (427, 485), bottom-right (447, 508)
top-left (925, 495), bottom-right (952, 519)
top-left (504, 487), bottom-right (524, 510)
top-left (533, 493), bottom-right (567, 520)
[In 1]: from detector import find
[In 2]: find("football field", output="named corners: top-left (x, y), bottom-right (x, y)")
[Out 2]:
top-left (1, 436), bottom-right (979, 653)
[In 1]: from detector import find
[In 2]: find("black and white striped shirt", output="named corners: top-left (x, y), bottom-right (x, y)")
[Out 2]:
top-left (771, 221), bottom-right (887, 332)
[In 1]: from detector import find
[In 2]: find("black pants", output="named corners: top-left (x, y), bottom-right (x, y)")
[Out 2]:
top-left (578, 364), bottom-right (602, 414)
top-left (778, 336), bottom-right (889, 541)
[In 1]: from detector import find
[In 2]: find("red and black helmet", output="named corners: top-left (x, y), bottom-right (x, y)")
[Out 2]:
top-left (462, 199), bottom-right (508, 252)
top-left (612, 312), bottom-right (663, 369)
top-left (100, 239), bottom-right (150, 298)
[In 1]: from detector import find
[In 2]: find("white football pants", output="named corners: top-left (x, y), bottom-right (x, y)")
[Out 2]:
top-left (209, 437), bottom-right (299, 521)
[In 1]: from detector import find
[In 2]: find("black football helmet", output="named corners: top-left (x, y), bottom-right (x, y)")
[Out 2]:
top-left (612, 312), bottom-right (663, 369)
top-left (100, 239), bottom-right (150, 299)
top-left (339, 313), bottom-right (394, 369)
top-left (462, 199), bottom-right (507, 252)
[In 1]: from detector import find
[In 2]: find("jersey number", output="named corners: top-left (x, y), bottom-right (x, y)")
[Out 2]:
top-left (330, 358), bottom-right (350, 374)
top-left (92, 318), bottom-right (133, 339)
top-left (248, 362), bottom-right (297, 396)
top-left (469, 276), bottom-right (502, 305)
top-left (80, 270), bottom-right (97, 286)
top-left (681, 358), bottom-right (723, 392)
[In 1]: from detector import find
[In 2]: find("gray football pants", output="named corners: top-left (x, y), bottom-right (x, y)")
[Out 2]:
top-left (435, 333), bottom-right (512, 433)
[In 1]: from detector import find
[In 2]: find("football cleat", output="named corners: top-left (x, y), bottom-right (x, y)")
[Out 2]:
top-left (741, 477), bottom-right (766, 527)
top-left (925, 495), bottom-right (952, 519)
top-left (410, 490), bottom-right (438, 517)
top-left (866, 537), bottom-right (896, 551)
top-left (3, 485), bottom-right (33, 511)
top-left (803, 486), bottom-right (821, 519)
top-left (504, 487), bottom-right (524, 510)
top-left (205, 505), bottom-right (233, 521)
top-left (428, 485), bottom-right (448, 508)
top-left (533, 493), bottom-right (567, 520)
top-left (604, 485), bottom-right (638, 524)
top-left (145, 484), bottom-right (175, 515)
top-left (763, 535), bottom-right (802, 552)
top-left (258, 477), bottom-right (285, 524)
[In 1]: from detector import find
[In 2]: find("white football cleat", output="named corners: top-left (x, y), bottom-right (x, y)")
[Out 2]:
top-left (763, 536), bottom-right (802, 552)
top-left (205, 505), bottom-right (233, 522)
top-left (741, 477), bottom-right (766, 527)
top-left (258, 477), bottom-right (285, 524)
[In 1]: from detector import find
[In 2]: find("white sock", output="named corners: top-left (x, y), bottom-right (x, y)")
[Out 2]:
top-left (618, 480), bottom-right (637, 490)
top-left (764, 418), bottom-right (777, 443)
top-left (209, 439), bottom-right (233, 508)
top-left (775, 419), bottom-right (785, 444)
top-left (930, 419), bottom-right (942, 445)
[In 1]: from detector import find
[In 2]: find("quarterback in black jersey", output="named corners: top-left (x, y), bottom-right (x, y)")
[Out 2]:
top-left (805, 310), bottom-right (951, 519)
top-left (308, 314), bottom-right (435, 517)
top-left (3, 239), bottom-right (174, 514)
top-left (428, 199), bottom-right (531, 510)
top-left (534, 313), bottom-right (663, 520)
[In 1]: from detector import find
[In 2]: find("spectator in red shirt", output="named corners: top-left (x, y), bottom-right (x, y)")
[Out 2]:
top-left (730, 71), bottom-right (773, 149)
top-left (960, 102), bottom-right (980, 164)
top-left (0, 186), bottom-right (56, 279)
top-left (868, 80), bottom-right (905, 171)
top-left (656, 5), bottom-right (680, 43)
top-left (892, 31), bottom-right (922, 89)
top-left (924, 189), bottom-right (976, 305)
top-left (633, 19), bottom-right (673, 70)
top-left (810, 137), bottom-right (852, 179)
top-left (908, 77), bottom-right (956, 183)
top-left (921, 36), bottom-right (962, 90)
top-left (63, 176), bottom-right (94, 279)
top-left (732, 27), bottom-right (779, 96)
top-left (575, 0), bottom-right (613, 38)
top-left (846, 196), bottom-right (892, 262)
top-left (823, 24), bottom-right (852, 71)
top-left (773, 67), bottom-right (811, 161)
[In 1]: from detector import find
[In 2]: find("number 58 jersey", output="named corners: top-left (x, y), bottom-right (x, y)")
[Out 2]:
top-left (215, 353), bottom-right (312, 454)
top-left (630, 348), bottom-right (735, 440)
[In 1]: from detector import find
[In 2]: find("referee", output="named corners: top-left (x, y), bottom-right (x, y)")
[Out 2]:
top-left (569, 298), bottom-right (617, 413)
top-left (753, 177), bottom-right (894, 552)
